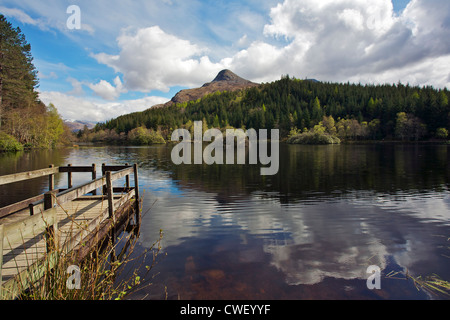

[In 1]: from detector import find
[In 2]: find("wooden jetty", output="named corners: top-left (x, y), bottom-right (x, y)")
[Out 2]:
top-left (0, 163), bottom-right (141, 300)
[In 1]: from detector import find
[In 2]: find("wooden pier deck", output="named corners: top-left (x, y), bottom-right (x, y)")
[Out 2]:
top-left (0, 164), bottom-right (140, 300)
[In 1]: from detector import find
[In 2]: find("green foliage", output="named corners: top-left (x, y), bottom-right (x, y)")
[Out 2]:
top-left (336, 118), bottom-right (368, 140)
top-left (287, 131), bottom-right (341, 145)
top-left (40, 103), bottom-right (65, 148)
top-left (94, 74), bottom-right (450, 144)
top-left (321, 115), bottom-right (337, 135)
top-left (2, 102), bottom-right (67, 148)
top-left (0, 131), bottom-right (24, 152)
top-left (128, 126), bottom-right (165, 145)
top-left (436, 127), bottom-right (449, 140)
top-left (313, 122), bottom-right (326, 134)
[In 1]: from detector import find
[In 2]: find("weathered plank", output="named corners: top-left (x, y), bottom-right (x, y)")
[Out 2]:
top-left (51, 177), bottom-right (106, 206)
top-left (0, 167), bottom-right (59, 186)
top-left (2, 209), bottom-right (58, 249)
top-left (110, 167), bottom-right (134, 181)
top-left (0, 194), bottom-right (44, 219)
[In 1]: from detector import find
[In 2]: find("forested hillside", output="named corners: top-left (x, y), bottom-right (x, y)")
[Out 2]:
top-left (0, 15), bottom-right (70, 151)
top-left (90, 75), bottom-right (450, 144)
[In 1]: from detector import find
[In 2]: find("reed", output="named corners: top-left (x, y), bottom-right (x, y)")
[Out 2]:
top-left (406, 273), bottom-right (450, 297)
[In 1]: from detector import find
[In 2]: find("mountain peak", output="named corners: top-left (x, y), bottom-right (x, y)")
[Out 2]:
top-left (159, 70), bottom-right (259, 107)
top-left (212, 69), bottom-right (246, 83)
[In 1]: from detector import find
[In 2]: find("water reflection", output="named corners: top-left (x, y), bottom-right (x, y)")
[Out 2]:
top-left (0, 144), bottom-right (449, 299)
top-left (131, 144), bottom-right (449, 299)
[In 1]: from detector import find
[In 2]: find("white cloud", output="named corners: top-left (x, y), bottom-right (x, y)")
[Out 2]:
top-left (88, 76), bottom-right (126, 101)
top-left (38, 91), bottom-right (168, 122)
top-left (223, 41), bottom-right (292, 83)
top-left (38, 71), bottom-right (58, 80)
top-left (338, 9), bottom-right (365, 31)
top-left (67, 77), bottom-right (84, 96)
top-left (0, 6), bottom-right (49, 30)
top-left (225, 0), bottom-right (450, 88)
top-left (92, 26), bottom-right (225, 92)
top-left (236, 34), bottom-right (249, 48)
top-left (348, 54), bottom-right (450, 87)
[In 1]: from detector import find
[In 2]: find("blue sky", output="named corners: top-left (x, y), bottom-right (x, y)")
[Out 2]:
top-left (1, 0), bottom-right (449, 122)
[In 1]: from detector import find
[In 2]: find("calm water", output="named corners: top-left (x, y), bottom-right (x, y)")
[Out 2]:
top-left (0, 144), bottom-right (449, 300)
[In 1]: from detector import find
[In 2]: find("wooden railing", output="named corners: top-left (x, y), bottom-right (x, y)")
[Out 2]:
top-left (0, 164), bottom-right (140, 300)
top-left (0, 164), bottom-right (97, 219)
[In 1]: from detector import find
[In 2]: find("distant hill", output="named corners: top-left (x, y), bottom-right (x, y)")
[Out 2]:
top-left (64, 120), bottom-right (96, 132)
top-left (154, 69), bottom-right (259, 108)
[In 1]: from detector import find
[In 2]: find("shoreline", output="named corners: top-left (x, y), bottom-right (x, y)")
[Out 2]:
top-left (2, 139), bottom-right (449, 153)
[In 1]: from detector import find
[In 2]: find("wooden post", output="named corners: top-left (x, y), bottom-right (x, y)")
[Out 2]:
top-left (44, 192), bottom-right (58, 253)
top-left (133, 164), bottom-right (140, 225)
top-left (106, 171), bottom-right (114, 221)
top-left (44, 190), bottom-right (56, 210)
top-left (125, 163), bottom-right (130, 189)
top-left (91, 164), bottom-right (97, 196)
top-left (133, 164), bottom-right (140, 203)
top-left (48, 164), bottom-right (55, 191)
top-left (67, 164), bottom-right (73, 189)
top-left (102, 163), bottom-right (106, 195)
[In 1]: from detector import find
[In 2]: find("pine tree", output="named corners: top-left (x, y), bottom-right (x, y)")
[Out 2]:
top-left (0, 14), bottom-right (39, 128)
top-left (0, 15), bottom-right (70, 149)
top-left (311, 97), bottom-right (322, 123)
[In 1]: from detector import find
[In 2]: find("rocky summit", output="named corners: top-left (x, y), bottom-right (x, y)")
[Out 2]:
top-left (157, 70), bottom-right (259, 108)
top-left (211, 69), bottom-right (254, 84)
